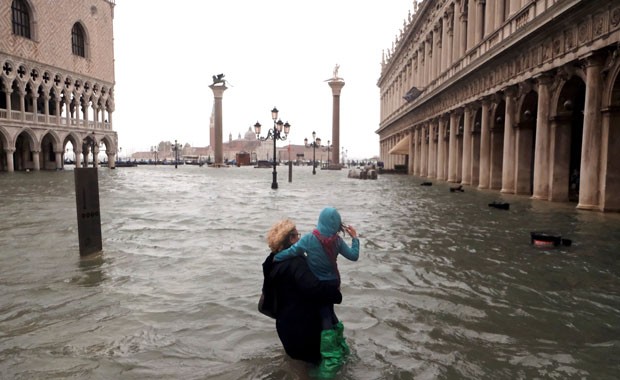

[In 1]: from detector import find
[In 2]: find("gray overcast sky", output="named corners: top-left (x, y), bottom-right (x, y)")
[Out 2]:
top-left (112, 0), bottom-right (415, 159)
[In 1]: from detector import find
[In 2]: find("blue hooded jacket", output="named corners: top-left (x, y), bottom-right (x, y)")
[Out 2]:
top-left (274, 207), bottom-right (359, 281)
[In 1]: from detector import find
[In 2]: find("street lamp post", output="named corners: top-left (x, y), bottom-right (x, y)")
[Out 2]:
top-left (304, 131), bottom-right (322, 175)
top-left (325, 140), bottom-right (331, 168)
top-left (172, 140), bottom-right (180, 169)
top-left (254, 107), bottom-right (291, 189)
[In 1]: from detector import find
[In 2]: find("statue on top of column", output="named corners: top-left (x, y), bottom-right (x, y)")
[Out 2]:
top-left (333, 64), bottom-right (340, 79)
top-left (212, 73), bottom-right (226, 86)
top-left (326, 64), bottom-right (343, 82)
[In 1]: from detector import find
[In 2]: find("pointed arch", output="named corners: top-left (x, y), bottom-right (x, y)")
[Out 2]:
top-left (71, 21), bottom-right (89, 58)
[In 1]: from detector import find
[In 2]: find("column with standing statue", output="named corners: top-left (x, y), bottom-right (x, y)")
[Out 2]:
top-left (209, 74), bottom-right (228, 167)
top-left (327, 64), bottom-right (344, 170)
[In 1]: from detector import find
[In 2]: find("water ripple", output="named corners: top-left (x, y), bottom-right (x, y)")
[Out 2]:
top-left (1, 167), bottom-right (619, 379)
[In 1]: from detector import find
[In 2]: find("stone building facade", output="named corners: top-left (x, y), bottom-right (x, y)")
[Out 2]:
top-left (0, 0), bottom-right (117, 172)
top-left (378, 0), bottom-right (620, 212)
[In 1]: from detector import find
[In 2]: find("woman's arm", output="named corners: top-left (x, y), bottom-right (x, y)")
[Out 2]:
top-left (291, 258), bottom-right (342, 304)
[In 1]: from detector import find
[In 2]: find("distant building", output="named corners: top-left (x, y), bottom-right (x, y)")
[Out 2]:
top-left (378, 0), bottom-right (620, 212)
top-left (0, 0), bottom-right (118, 171)
top-left (137, 109), bottom-right (336, 165)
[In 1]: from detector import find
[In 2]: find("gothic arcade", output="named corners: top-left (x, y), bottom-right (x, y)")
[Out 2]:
top-left (0, 0), bottom-right (117, 172)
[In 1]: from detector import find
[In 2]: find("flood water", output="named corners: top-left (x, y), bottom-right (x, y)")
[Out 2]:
top-left (1, 165), bottom-right (619, 380)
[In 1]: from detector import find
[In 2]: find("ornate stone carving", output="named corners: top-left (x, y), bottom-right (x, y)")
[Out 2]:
top-left (565, 28), bottom-right (575, 50)
top-left (611, 7), bottom-right (620, 27)
top-left (553, 36), bottom-right (562, 57)
top-left (578, 21), bottom-right (590, 44)
top-left (593, 14), bottom-right (605, 37)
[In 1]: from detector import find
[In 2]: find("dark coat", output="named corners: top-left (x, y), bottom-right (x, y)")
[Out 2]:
top-left (261, 252), bottom-right (342, 364)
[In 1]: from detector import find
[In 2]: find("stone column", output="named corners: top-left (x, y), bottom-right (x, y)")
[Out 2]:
top-left (65, 98), bottom-right (71, 127)
top-left (437, 116), bottom-right (446, 180)
top-left (419, 46), bottom-right (426, 87)
top-left (32, 151), bottom-right (40, 171)
top-left (107, 107), bottom-right (113, 127)
top-left (209, 83), bottom-right (227, 167)
top-left (433, 24), bottom-right (441, 79)
top-left (55, 96), bottom-right (61, 125)
top-left (441, 15), bottom-right (448, 72)
top-left (501, 87), bottom-right (517, 193)
top-left (93, 145), bottom-right (99, 168)
top-left (421, 126), bottom-right (428, 177)
top-left (107, 152), bottom-right (115, 169)
top-left (5, 148), bottom-right (15, 172)
top-left (578, 55), bottom-right (604, 210)
top-left (475, 0), bottom-right (485, 44)
top-left (454, 1), bottom-right (463, 61)
top-left (42, 92), bottom-right (50, 124)
top-left (467, 0), bottom-right (476, 51)
top-left (462, 106), bottom-right (473, 185)
top-left (425, 38), bottom-right (432, 85)
top-left (414, 127), bottom-right (421, 176)
top-left (92, 102), bottom-right (98, 129)
top-left (509, 0), bottom-right (521, 17)
top-left (532, 74), bottom-right (553, 200)
top-left (601, 108), bottom-right (620, 211)
top-left (55, 151), bottom-right (62, 170)
top-left (408, 129), bottom-right (415, 175)
top-left (478, 98), bottom-right (491, 189)
top-left (484, 0), bottom-right (494, 37)
top-left (3, 86), bottom-right (11, 118)
top-left (81, 99), bottom-right (88, 128)
top-left (19, 87), bottom-right (26, 121)
top-left (495, 0), bottom-right (506, 30)
top-left (448, 111), bottom-right (459, 182)
top-left (445, 7), bottom-right (454, 69)
top-left (31, 93), bottom-right (38, 123)
top-left (428, 121), bottom-right (436, 178)
top-left (328, 78), bottom-right (345, 169)
top-left (75, 148), bottom-right (82, 168)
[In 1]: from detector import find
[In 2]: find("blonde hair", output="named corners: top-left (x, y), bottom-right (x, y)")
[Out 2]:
top-left (267, 219), bottom-right (296, 252)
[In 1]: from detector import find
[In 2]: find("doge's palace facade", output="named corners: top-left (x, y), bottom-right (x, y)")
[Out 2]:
top-left (0, 0), bottom-right (117, 172)
top-left (378, 0), bottom-right (620, 212)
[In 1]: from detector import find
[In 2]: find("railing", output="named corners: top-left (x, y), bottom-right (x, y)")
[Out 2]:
top-left (0, 110), bottom-right (113, 131)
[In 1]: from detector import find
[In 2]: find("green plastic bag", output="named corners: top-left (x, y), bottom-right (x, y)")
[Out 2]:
top-left (313, 329), bottom-right (345, 379)
top-left (335, 321), bottom-right (350, 356)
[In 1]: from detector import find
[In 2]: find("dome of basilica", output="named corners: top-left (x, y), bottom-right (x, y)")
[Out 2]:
top-left (244, 126), bottom-right (257, 140)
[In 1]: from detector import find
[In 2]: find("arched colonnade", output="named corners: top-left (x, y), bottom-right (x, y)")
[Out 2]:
top-left (383, 51), bottom-right (620, 212)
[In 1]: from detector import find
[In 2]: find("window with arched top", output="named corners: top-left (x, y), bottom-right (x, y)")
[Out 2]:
top-left (12, 0), bottom-right (31, 38)
top-left (72, 23), bottom-right (86, 57)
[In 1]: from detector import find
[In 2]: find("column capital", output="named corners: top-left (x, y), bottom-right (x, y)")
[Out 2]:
top-left (534, 72), bottom-right (554, 86)
top-left (327, 79), bottom-right (345, 95)
top-left (581, 52), bottom-right (606, 68)
top-left (503, 84), bottom-right (518, 97)
top-left (209, 84), bottom-right (228, 98)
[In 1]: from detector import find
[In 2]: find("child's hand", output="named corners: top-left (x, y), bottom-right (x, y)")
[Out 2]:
top-left (344, 225), bottom-right (357, 238)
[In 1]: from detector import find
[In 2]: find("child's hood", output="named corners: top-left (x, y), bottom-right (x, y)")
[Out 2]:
top-left (316, 207), bottom-right (342, 236)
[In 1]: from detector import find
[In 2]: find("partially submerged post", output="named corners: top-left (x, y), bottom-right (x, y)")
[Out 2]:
top-left (288, 161), bottom-right (292, 182)
top-left (74, 168), bottom-right (102, 256)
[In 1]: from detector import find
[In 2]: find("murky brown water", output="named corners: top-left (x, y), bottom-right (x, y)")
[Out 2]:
top-left (1, 166), bottom-right (619, 379)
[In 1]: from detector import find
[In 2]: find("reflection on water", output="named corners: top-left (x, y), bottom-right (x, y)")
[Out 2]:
top-left (1, 166), bottom-right (619, 379)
